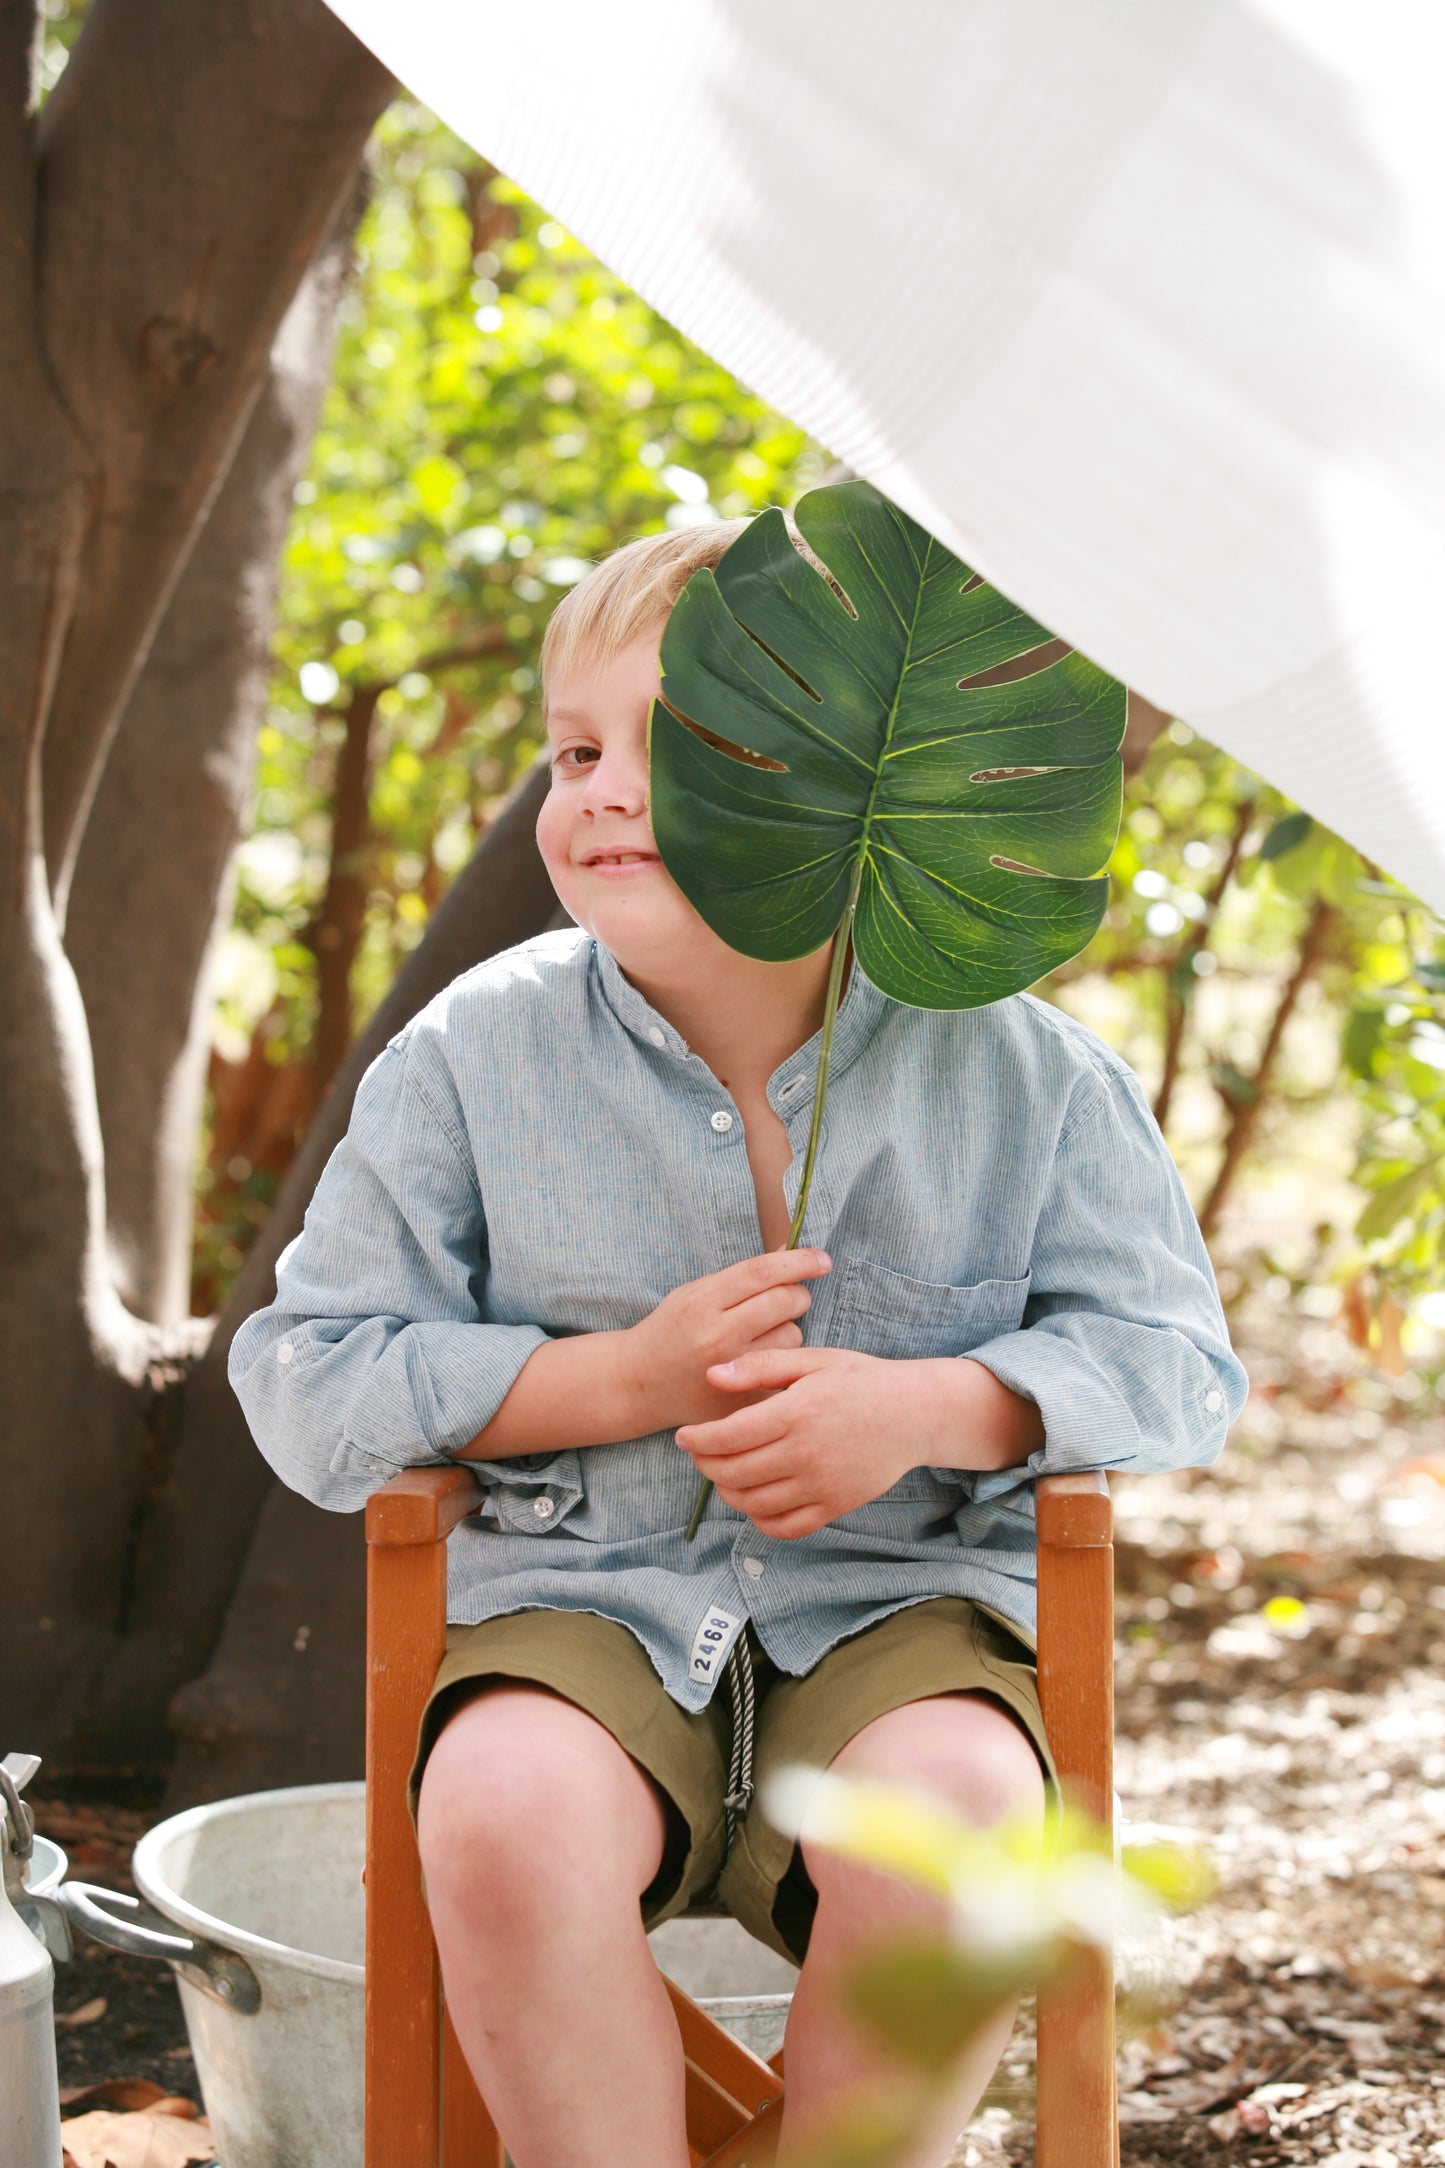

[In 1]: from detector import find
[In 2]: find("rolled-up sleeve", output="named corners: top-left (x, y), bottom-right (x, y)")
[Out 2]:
top-left (228, 1037), bottom-right (550, 1513)
top-left (964, 1065), bottom-right (1248, 1502)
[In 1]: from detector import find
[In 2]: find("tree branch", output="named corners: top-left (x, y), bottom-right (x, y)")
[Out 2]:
top-left (34, 0), bottom-right (392, 919)
top-left (302, 625), bottom-right (515, 1104)
top-left (1197, 896), bottom-right (1336, 1239)
top-left (1152, 798), bottom-right (1255, 1133)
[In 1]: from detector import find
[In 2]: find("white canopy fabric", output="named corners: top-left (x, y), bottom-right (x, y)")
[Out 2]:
top-left (325, 0), bottom-right (1445, 910)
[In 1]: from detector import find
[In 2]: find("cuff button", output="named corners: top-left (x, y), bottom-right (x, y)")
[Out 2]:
top-left (1204, 1389), bottom-right (1224, 1413)
top-left (532, 1495), bottom-right (556, 1519)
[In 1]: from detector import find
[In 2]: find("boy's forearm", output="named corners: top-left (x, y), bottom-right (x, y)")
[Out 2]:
top-left (458, 1328), bottom-right (654, 1460)
top-left (916, 1357), bottom-right (1044, 1474)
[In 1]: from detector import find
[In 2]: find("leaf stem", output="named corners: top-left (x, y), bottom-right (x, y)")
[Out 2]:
top-left (684, 861), bottom-right (864, 1543)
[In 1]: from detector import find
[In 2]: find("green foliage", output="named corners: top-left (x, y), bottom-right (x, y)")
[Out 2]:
top-left (251, 105), bottom-right (820, 1043)
top-left (651, 482), bottom-right (1125, 1008)
top-left (764, 1764), bottom-right (1214, 2167)
top-left (1342, 927), bottom-right (1445, 1294)
top-left (199, 100), bottom-right (824, 1307)
top-left (1042, 720), bottom-right (1443, 1320)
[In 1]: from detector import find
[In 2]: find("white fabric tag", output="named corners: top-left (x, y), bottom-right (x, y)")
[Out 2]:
top-left (688, 1606), bottom-right (744, 1685)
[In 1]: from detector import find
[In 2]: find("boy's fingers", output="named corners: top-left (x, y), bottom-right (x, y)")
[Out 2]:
top-left (715, 1476), bottom-right (809, 1517)
top-left (730, 1284), bottom-right (812, 1338)
top-left (750, 1506), bottom-right (828, 1541)
top-left (677, 1402), bottom-right (787, 1458)
top-left (719, 1249), bottom-right (830, 1306)
top-left (708, 1347), bottom-right (836, 1391)
top-left (693, 1441), bottom-right (795, 1491)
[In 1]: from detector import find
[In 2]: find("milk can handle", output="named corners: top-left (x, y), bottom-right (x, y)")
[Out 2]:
top-left (57, 1882), bottom-right (261, 2014)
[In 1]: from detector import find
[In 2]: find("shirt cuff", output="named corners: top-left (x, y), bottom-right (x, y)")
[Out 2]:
top-left (957, 1324), bottom-right (1229, 1503)
top-left (331, 1319), bottom-right (552, 1479)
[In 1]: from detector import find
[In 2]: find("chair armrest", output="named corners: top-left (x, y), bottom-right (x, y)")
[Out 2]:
top-left (1036, 1469), bottom-right (1111, 1548)
top-left (365, 1463), bottom-right (482, 1548)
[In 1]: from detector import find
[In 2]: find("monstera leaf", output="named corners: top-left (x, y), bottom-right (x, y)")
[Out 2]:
top-left (653, 481), bottom-right (1126, 1536)
top-left (650, 479), bottom-right (1125, 1009)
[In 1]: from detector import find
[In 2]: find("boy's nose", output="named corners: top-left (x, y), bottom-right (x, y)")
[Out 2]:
top-left (581, 755), bottom-right (649, 818)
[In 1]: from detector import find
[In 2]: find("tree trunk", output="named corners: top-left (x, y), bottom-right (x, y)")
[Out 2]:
top-left (35, 0), bottom-right (392, 919)
top-left (0, 0), bottom-right (391, 1762)
top-left (66, 181), bottom-right (365, 1325)
top-left (133, 763), bottom-right (561, 1795)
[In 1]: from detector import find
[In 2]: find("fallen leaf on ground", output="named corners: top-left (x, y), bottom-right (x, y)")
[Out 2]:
top-left (59, 2107), bottom-right (215, 2168)
top-left (55, 1996), bottom-right (107, 2029)
top-left (1208, 2097), bottom-right (1274, 2140)
top-left (59, 2079), bottom-right (199, 2117)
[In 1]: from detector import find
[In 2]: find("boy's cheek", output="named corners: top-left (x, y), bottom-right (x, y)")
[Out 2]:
top-left (535, 802), bottom-right (580, 908)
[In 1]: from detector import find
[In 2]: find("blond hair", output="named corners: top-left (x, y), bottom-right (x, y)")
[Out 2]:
top-left (539, 520), bottom-right (753, 716)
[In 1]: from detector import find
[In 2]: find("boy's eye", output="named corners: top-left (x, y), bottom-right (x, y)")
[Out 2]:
top-left (554, 745), bottom-right (601, 770)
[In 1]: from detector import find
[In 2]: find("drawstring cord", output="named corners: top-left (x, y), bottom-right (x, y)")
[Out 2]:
top-left (721, 1636), bottom-right (756, 1857)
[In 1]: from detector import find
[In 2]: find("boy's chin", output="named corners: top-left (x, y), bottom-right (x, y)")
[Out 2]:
top-left (588, 906), bottom-right (706, 980)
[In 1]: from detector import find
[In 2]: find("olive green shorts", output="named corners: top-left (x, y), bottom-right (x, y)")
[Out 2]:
top-left (409, 1597), bottom-right (1055, 1967)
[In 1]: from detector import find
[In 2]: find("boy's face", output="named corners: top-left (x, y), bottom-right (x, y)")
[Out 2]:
top-left (537, 622), bottom-right (715, 981)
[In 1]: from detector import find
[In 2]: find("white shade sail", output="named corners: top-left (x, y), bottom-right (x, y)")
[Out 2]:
top-left (325, 0), bottom-right (1445, 910)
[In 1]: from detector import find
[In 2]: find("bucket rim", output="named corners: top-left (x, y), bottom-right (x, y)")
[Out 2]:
top-left (25, 1831), bottom-right (68, 1900)
top-left (132, 1779), bottom-right (365, 1987)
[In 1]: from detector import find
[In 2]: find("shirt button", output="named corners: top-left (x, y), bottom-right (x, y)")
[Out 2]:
top-left (276, 1343), bottom-right (295, 1367)
top-left (647, 1027), bottom-right (665, 1047)
top-left (532, 1496), bottom-right (556, 1519)
top-left (710, 1110), bottom-right (734, 1133)
top-left (742, 1557), bottom-right (765, 1579)
top-left (1204, 1390), bottom-right (1224, 1414)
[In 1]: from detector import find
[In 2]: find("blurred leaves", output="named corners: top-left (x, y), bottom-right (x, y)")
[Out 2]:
top-left (763, 1764), bottom-right (1214, 2168)
top-left (196, 101), bottom-right (823, 1308)
top-left (844, 1937), bottom-right (1044, 2074)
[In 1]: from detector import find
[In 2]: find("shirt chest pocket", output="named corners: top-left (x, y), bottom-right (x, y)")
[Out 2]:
top-left (834, 1258), bottom-right (1032, 1363)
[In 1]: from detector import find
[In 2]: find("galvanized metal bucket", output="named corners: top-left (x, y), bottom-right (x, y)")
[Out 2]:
top-left (59, 1780), bottom-right (797, 2167)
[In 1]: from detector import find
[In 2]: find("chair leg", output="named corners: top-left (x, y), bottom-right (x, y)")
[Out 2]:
top-left (365, 1537), bottom-right (447, 2165)
top-left (1037, 1949), bottom-right (1116, 2168)
top-left (666, 1978), bottom-right (783, 2160)
top-left (1035, 1475), bottom-right (1118, 2168)
top-left (443, 2001), bottom-right (506, 2166)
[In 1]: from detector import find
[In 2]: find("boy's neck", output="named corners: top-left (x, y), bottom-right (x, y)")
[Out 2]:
top-left (618, 940), bottom-right (841, 1095)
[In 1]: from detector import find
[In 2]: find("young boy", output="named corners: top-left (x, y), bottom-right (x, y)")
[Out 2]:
top-left (231, 518), bottom-right (1247, 2168)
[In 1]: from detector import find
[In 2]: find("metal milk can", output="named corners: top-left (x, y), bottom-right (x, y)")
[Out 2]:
top-left (1, 1753), bottom-right (72, 2168)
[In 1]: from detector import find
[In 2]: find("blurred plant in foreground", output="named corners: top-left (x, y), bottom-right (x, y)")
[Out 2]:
top-left (763, 1768), bottom-right (1213, 2168)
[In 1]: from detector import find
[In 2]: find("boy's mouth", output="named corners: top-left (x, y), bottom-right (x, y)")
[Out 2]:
top-left (580, 849), bottom-right (660, 870)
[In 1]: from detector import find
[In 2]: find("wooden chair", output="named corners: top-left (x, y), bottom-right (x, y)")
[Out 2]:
top-left (364, 1466), bottom-right (1118, 2168)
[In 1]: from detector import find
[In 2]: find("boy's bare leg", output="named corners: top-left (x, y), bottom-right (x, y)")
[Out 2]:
top-left (778, 1694), bottom-right (1046, 2168)
top-left (417, 1683), bottom-right (689, 2168)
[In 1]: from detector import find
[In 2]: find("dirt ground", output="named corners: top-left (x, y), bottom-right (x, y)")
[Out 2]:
top-left (31, 1296), bottom-right (1445, 2166)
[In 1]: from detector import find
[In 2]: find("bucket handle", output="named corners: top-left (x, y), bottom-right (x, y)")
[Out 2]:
top-left (58, 1881), bottom-right (261, 2015)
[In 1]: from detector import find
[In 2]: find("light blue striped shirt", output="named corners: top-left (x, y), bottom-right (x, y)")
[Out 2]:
top-left (230, 929), bottom-right (1246, 1710)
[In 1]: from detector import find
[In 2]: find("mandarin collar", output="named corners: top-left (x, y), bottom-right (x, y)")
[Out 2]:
top-left (591, 937), bottom-right (890, 1098)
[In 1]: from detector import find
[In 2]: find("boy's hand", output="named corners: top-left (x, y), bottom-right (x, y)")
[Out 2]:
top-left (621, 1250), bottom-right (832, 1434)
top-left (675, 1346), bottom-right (1042, 1539)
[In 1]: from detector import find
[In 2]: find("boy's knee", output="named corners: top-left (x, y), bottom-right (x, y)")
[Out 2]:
top-left (828, 1694), bottom-right (1044, 1838)
top-left (416, 1684), bottom-right (667, 1910)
